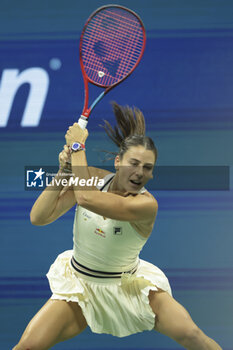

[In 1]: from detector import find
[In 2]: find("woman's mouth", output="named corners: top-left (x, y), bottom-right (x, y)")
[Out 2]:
top-left (129, 179), bottom-right (142, 187)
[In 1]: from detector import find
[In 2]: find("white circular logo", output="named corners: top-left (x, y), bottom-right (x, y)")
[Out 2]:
top-left (98, 71), bottom-right (105, 78)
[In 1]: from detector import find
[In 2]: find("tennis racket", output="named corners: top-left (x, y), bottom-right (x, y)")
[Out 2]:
top-left (78, 4), bottom-right (146, 129)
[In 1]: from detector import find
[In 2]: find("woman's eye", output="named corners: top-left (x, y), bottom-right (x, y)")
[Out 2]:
top-left (144, 166), bottom-right (152, 170)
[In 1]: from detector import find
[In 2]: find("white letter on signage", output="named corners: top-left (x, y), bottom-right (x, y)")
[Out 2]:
top-left (0, 68), bottom-right (49, 127)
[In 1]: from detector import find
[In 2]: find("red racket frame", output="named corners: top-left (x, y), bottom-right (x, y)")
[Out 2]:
top-left (78, 5), bottom-right (146, 128)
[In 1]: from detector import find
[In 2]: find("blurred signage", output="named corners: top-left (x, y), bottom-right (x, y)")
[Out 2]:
top-left (0, 68), bottom-right (49, 127)
top-left (0, 40), bottom-right (83, 131)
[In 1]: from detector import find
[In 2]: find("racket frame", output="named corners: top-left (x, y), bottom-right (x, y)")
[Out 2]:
top-left (78, 4), bottom-right (146, 128)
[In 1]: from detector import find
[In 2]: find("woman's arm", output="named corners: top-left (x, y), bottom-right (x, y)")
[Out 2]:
top-left (30, 165), bottom-right (111, 226)
top-left (70, 148), bottom-right (157, 222)
top-left (76, 190), bottom-right (158, 222)
top-left (66, 123), bottom-right (158, 223)
top-left (30, 144), bottom-right (110, 226)
top-left (30, 172), bottom-right (76, 226)
top-left (30, 145), bottom-right (76, 225)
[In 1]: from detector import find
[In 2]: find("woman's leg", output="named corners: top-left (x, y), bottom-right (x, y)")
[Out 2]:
top-left (12, 298), bottom-right (87, 350)
top-left (149, 290), bottom-right (222, 350)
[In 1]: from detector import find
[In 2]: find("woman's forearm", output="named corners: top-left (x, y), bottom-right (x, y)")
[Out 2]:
top-left (30, 170), bottom-right (70, 225)
top-left (71, 150), bottom-right (91, 182)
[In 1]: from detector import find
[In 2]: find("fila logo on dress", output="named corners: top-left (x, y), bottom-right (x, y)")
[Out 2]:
top-left (113, 227), bottom-right (122, 235)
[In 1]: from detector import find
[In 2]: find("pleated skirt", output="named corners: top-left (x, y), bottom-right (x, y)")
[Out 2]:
top-left (46, 250), bottom-right (172, 337)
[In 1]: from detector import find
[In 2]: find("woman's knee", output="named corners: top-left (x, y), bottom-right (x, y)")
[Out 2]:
top-left (176, 325), bottom-right (203, 348)
top-left (12, 333), bottom-right (48, 350)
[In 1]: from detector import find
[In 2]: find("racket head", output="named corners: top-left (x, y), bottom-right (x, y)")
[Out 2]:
top-left (79, 5), bottom-right (146, 89)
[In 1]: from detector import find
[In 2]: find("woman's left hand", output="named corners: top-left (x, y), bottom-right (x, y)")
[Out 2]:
top-left (65, 123), bottom-right (89, 146)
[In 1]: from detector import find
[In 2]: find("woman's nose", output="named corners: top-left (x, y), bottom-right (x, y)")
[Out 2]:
top-left (135, 166), bottom-right (143, 177)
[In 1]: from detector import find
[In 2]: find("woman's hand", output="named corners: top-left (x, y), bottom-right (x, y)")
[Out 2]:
top-left (59, 145), bottom-right (72, 172)
top-left (65, 123), bottom-right (89, 146)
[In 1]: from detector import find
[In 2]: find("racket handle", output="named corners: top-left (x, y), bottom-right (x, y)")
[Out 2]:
top-left (78, 115), bottom-right (88, 129)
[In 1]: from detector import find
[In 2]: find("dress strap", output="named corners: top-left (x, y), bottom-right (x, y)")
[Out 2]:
top-left (99, 174), bottom-right (115, 192)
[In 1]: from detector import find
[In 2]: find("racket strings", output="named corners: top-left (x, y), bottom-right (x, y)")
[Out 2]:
top-left (83, 15), bottom-right (142, 61)
top-left (82, 25), bottom-right (141, 61)
top-left (81, 7), bottom-right (145, 86)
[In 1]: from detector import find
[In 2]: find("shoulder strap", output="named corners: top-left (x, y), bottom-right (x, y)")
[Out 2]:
top-left (99, 174), bottom-right (115, 192)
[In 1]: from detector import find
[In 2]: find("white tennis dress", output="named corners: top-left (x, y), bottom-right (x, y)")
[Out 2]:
top-left (46, 173), bottom-right (172, 337)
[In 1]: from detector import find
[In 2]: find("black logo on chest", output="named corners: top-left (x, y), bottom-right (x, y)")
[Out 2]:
top-left (113, 227), bottom-right (122, 235)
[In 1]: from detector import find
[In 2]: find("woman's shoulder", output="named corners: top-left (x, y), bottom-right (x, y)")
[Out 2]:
top-left (139, 189), bottom-right (158, 205)
top-left (130, 191), bottom-right (158, 238)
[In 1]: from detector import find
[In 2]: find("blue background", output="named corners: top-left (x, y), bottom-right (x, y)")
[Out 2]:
top-left (0, 0), bottom-right (233, 349)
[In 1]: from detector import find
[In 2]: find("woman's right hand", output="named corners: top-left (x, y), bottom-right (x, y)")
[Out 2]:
top-left (59, 145), bottom-right (72, 172)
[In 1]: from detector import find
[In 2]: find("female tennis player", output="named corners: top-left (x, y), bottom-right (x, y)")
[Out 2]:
top-left (13, 103), bottom-right (222, 350)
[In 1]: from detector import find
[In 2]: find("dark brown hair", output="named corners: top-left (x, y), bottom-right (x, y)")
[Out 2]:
top-left (102, 102), bottom-right (157, 161)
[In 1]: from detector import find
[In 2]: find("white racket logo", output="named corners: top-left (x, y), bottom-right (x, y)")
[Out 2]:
top-left (98, 71), bottom-right (105, 78)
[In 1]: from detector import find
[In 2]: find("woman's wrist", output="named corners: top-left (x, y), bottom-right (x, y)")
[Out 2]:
top-left (70, 142), bottom-right (86, 153)
top-left (65, 123), bottom-right (88, 147)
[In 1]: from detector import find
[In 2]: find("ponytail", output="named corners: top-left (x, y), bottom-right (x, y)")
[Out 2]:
top-left (102, 102), bottom-right (157, 161)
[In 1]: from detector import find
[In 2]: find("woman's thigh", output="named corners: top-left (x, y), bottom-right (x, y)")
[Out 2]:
top-left (15, 298), bottom-right (87, 350)
top-left (148, 289), bottom-right (198, 340)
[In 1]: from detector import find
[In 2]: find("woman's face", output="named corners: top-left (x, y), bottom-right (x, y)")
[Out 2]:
top-left (115, 145), bottom-right (156, 193)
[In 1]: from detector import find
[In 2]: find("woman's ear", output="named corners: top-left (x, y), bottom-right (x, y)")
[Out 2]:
top-left (114, 155), bottom-right (120, 171)
top-left (149, 165), bottom-right (155, 179)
